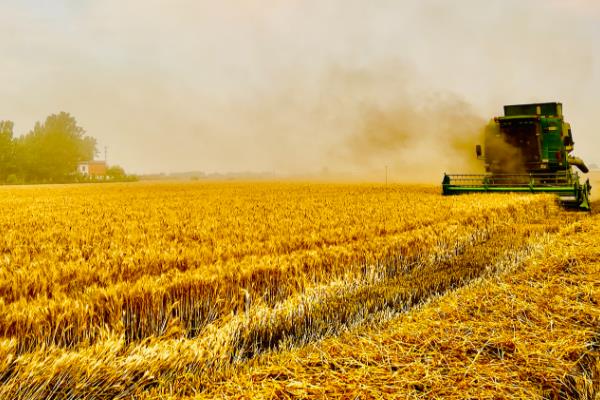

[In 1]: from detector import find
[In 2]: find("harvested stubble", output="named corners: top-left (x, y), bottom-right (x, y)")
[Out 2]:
top-left (165, 203), bottom-right (599, 400)
top-left (0, 183), bottom-right (589, 399)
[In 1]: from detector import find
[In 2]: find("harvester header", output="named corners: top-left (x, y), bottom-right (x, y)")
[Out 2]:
top-left (442, 102), bottom-right (592, 210)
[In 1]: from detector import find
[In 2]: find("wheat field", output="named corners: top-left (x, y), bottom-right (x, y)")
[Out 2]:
top-left (0, 182), bottom-right (597, 399)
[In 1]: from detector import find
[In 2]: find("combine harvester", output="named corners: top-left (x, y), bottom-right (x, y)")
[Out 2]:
top-left (442, 102), bottom-right (592, 210)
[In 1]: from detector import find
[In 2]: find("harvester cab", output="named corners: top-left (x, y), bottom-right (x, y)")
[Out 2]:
top-left (442, 102), bottom-right (592, 210)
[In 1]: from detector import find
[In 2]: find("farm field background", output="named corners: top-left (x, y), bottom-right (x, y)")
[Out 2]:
top-left (0, 182), bottom-right (597, 399)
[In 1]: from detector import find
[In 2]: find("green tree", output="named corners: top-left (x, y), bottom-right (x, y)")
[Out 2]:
top-left (106, 165), bottom-right (126, 180)
top-left (16, 112), bottom-right (97, 182)
top-left (0, 121), bottom-right (16, 182)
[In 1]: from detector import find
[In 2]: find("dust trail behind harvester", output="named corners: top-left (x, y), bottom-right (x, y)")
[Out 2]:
top-left (590, 171), bottom-right (600, 202)
top-left (323, 70), bottom-right (487, 183)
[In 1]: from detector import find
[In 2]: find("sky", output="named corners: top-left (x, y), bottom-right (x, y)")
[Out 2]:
top-left (1, 0), bottom-right (599, 179)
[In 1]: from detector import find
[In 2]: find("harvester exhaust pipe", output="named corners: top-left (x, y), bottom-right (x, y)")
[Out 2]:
top-left (568, 156), bottom-right (589, 173)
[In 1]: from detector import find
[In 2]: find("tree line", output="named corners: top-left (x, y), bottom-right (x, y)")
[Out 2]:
top-left (0, 112), bottom-right (131, 184)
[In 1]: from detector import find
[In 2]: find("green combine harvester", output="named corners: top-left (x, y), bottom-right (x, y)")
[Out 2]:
top-left (442, 102), bottom-right (592, 210)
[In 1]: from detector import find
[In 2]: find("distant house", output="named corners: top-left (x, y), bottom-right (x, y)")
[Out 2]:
top-left (78, 160), bottom-right (107, 177)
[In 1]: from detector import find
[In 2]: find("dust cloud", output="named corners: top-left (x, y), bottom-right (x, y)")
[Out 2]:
top-left (481, 122), bottom-right (527, 175)
top-left (328, 79), bottom-right (487, 182)
top-left (0, 0), bottom-right (598, 178)
top-left (590, 172), bottom-right (600, 202)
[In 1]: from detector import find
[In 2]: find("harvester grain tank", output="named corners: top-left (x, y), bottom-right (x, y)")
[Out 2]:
top-left (442, 102), bottom-right (592, 210)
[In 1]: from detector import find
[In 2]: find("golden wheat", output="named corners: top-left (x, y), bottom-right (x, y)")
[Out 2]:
top-left (0, 182), bottom-right (590, 399)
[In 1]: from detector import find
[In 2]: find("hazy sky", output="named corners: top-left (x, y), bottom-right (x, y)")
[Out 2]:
top-left (1, 0), bottom-right (599, 177)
